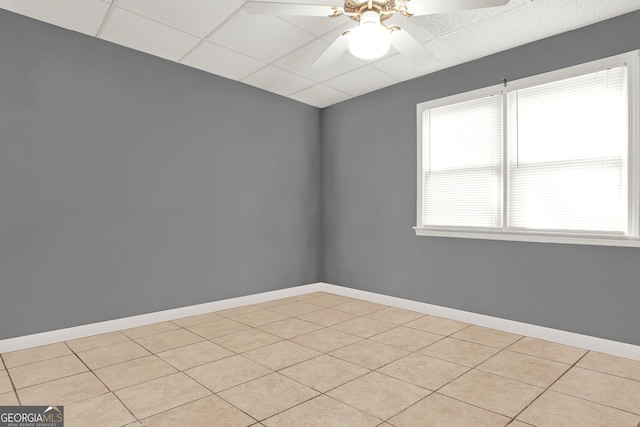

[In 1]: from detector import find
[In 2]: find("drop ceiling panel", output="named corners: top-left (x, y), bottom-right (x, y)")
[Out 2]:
top-left (267, 0), bottom-right (348, 36)
top-left (438, 4), bottom-right (548, 63)
top-left (411, 0), bottom-right (526, 37)
top-left (282, 15), bottom-right (349, 36)
top-left (325, 66), bottom-right (397, 97)
top-left (385, 14), bottom-right (435, 44)
top-left (117, 0), bottom-right (245, 37)
top-left (0, 0), bottom-right (110, 36)
top-left (242, 65), bottom-right (316, 96)
top-left (2, 0), bottom-right (640, 107)
top-left (182, 41), bottom-right (266, 81)
top-left (274, 39), bottom-right (365, 82)
top-left (532, 0), bottom-right (640, 36)
top-left (289, 84), bottom-right (350, 108)
top-left (423, 38), bottom-right (461, 67)
top-left (372, 53), bottom-right (431, 82)
top-left (99, 7), bottom-right (201, 61)
top-left (208, 10), bottom-right (315, 63)
top-left (281, 3), bottom-right (350, 37)
top-left (320, 20), bottom-right (354, 43)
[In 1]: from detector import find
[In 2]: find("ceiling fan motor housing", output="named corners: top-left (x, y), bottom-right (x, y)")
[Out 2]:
top-left (344, 0), bottom-right (400, 22)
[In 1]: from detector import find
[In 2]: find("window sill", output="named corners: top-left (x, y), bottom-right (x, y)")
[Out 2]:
top-left (413, 227), bottom-right (640, 248)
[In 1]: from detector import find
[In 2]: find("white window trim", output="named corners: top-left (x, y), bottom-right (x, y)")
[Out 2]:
top-left (415, 50), bottom-right (640, 248)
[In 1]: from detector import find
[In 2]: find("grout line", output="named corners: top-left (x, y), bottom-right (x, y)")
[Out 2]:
top-left (72, 351), bottom-right (140, 423)
top-left (384, 393), bottom-right (432, 425)
top-left (202, 307), bottom-right (401, 422)
top-left (504, 342), bottom-right (589, 365)
top-left (540, 349), bottom-right (588, 390)
top-left (65, 332), bottom-right (131, 354)
top-left (416, 337), bottom-right (498, 367)
top-left (385, 340), bottom-right (533, 421)
top-left (6, 352), bottom-right (85, 373)
top-left (508, 350), bottom-right (590, 422)
top-left (83, 352), bottom-right (153, 372)
top-left (264, 363), bottom-right (383, 424)
top-left (212, 391), bottom-right (261, 425)
top-left (0, 354), bottom-right (22, 405)
top-left (185, 353), bottom-right (273, 394)
top-left (138, 394), bottom-right (257, 425)
top-left (208, 331), bottom-right (284, 355)
top-left (546, 387), bottom-right (640, 419)
top-left (318, 367), bottom-right (427, 424)
top-left (568, 361), bottom-right (640, 385)
top-left (424, 391), bottom-right (515, 422)
top-left (10, 372), bottom-right (98, 405)
top-left (539, 352), bottom-right (640, 418)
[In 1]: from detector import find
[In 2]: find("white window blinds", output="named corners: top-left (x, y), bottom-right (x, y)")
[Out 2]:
top-left (421, 93), bottom-right (502, 229)
top-left (417, 51), bottom-right (639, 246)
top-left (507, 66), bottom-right (628, 233)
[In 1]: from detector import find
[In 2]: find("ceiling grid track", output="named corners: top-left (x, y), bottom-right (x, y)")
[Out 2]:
top-left (95, 0), bottom-right (119, 38)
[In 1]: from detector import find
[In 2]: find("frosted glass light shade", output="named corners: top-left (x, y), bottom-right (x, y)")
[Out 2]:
top-left (348, 11), bottom-right (390, 60)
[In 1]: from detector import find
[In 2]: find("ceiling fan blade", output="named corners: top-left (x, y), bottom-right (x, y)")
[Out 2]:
top-left (390, 28), bottom-right (438, 70)
top-left (406, 0), bottom-right (510, 16)
top-left (244, 1), bottom-right (338, 17)
top-left (311, 32), bottom-right (349, 69)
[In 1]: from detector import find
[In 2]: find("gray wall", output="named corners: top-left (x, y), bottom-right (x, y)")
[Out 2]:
top-left (2, 6), bottom-right (640, 347)
top-left (0, 9), bottom-right (320, 340)
top-left (322, 11), bottom-right (640, 346)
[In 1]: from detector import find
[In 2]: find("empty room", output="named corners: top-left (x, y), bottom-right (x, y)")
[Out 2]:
top-left (1, 0), bottom-right (639, 426)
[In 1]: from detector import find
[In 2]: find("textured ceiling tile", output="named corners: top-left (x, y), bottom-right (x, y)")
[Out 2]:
top-left (423, 38), bottom-right (461, 67)
top-left (324, 66), bottom-right (397, 97)
top-left (0, 0), bottom-right (110, 36)
top-left (209, 10), bottom-right (315, 63)
top-left (258, 0), bottom-right (347, 36)
top-left (281, 15), bottom-right (349, 37)
top-left (386, 14), bottom-right (435, 44)
top-left (99, 7), bottom-right (201, 61)
top-left (117, 0), bottom-right (244, 37)
top-left (242, 65), bottom-right (316, 96)
top-left (438, 4), bottom-right (548, 63)
top-left (321, 21), bottom-right (354, 43)
top-left (532, 0), bottom-right (640, 36)
top-left (274, 38), bottom-right (365, 82)
top-left (182, 41), bottom-right (266, 81)
top-left (412, 0), bottom-right (527, 37)
top-left (371, 53), bottom-right (430, 82)
top-left (289, 84), bottom-right (351, 108)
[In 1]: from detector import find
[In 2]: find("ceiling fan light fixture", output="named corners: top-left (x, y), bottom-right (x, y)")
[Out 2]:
top-left (347, 10), bottom-right (390, 60)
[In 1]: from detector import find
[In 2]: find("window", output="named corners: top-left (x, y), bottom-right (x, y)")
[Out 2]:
top-left (421, 91), bottom-right (502, 229)
top-left (416, 51), bottom-right (640, 247)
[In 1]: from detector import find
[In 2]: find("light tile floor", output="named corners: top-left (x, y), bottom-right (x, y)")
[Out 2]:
top-left (1, 291), bottom-right (640, 426)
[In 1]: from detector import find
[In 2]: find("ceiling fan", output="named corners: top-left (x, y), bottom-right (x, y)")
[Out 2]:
top-left (244, 0), bottom-right (510, 69)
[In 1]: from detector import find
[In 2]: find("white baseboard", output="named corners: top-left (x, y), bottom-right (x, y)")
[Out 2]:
top-left (0, 283), bottom-right (325, 354)
top-left (319, 283), bottom-right (640, 361)
top-left (1, 281), bottom-right (638, 362)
